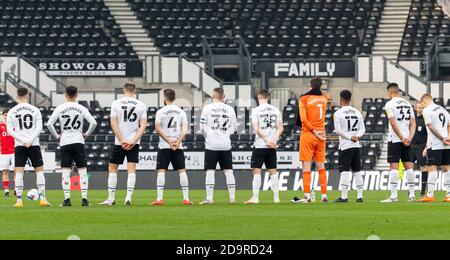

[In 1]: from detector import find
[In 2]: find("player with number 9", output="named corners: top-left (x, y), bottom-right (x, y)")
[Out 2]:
top-left (100, 82), bottom-right (148, 206)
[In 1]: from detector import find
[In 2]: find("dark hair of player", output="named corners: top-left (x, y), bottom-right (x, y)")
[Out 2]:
top-left (310, 77), bottom-right (322, 90)
top-left (340, 90), bottom-right (352, 102)
top-left (66, 86), bottom-right (78, 98)
top-left (124, 82), bottom-right (136, 92)
top-left (258, 89), bottom-right (270, 99)
top-left (387, 83), bottom-right (400, 92)
top-left (164, 89), bottom-right (176, 102)
top-left (17, 87), bottom-right (29, 98)
top-left (2, 108), bottom-right (10, 115)
top-left (213, 87), bottom-right (224, 96)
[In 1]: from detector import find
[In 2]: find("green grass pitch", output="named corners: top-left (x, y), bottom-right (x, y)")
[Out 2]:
top-left (0, 190), bottom-right (449, 240)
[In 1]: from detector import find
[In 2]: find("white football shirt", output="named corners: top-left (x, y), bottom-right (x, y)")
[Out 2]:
top-left (423, 103), bottom-right (450, 150)
top-left (46, 102), bottom-right (98, 147)
top-left (200, 102), bottom-right (237, 151)
top-left (110, 97), bottom-right (147, 145)
top-left (385, 97), bottom-right (415, 143)
top-left (155, 105), bottom-right (189, 149)
top-left (251, 104), bottom-right (283, 149)
top-left (6, 103), bottom-right (43, 147)
top-left (333, 106), bottom-right (366, 151)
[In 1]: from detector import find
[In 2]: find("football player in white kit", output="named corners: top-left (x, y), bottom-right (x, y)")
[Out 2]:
top-left (100, 82), bottom-right (148, 206)
top-left (381, 83), bottom-right (417, 203)
top-left (245, 89), bottom-right (283, 204)
top-left (199, 88), bottom-right (237, 205)
top-left (151, 89), bottom-right (193, 206)
top-left (418, 94), bottom-right (450, 203)
top-left (7, 87), bottom-right (51, 208)
top-left (333, 90), bottom-right (366, 203)
top-left (47, 86), bottom-right (97, 207)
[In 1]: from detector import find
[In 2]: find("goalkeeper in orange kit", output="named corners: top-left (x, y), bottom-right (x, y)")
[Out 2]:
top-left (292, 77), bottom-right (329, 203)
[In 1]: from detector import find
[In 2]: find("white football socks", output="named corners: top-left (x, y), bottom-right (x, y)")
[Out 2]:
top-left (354, 172), bottom-right (364, 199)
top-left (445, 171), bottom-right (450, 197)
top-left (405, 169), bottom-right (416, 198)
top-left (36, 171), bottom-right (46, 200)
top-left (156, 172), bottom-right (165, 201)
top-left (79, 168), bottom-right (89, 200)
top-left (271, 173), bottom-right (280, 201)
top-left (224, 170), bottom-right (236, 202)
top-left (62, 169), bottom-right (71, 200)
top-left (340, 171), bottom-right (351, 200)
top-left (15, 172), bottom-right (24, 202)
top-left (205, 170), bottom-right (215, 201)
top-left (179, 172), bottom-right (189, 201)
top-left (108, 172), bottom-right (118, 202)
top-left (427, 172), bottom-right (438, 197)
top-left (389, 170), bottom-right (399, 199)
top-left (252, 174), bottom-right (262, 200)
top-left (126, 173), bottom-right (136, 202)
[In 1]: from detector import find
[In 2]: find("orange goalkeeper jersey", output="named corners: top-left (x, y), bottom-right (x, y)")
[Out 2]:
top-left (299, 89), bottom-right (328, 133)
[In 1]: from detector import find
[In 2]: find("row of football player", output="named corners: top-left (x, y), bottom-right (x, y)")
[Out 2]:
top-left (2, 79), bottom-right (450, 207)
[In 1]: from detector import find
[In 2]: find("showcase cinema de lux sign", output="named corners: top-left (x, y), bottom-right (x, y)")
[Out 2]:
top-left (38, 60), bottom-right (143, 77)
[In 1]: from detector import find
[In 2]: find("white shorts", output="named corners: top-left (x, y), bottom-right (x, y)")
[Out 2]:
top-left (0, 154), bottom-right (14, 171)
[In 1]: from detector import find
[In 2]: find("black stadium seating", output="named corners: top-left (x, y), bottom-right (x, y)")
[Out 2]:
top-left (399, 0), bottom-right (449, 59)
top-left (127, 0), bottom-right (385, 59)
top-left (0, 0), bottom-right (137, 59)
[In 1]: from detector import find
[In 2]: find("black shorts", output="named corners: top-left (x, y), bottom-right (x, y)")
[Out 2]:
top-left (60, 143), bottom-right (87, 168)
top-left (251, 149), bottom-right (277, 169)
top-left (205, 150), bottom-right (233, 170)
top-left (109, 145), bottom-right (140, 165)
top-left (338, 148), bottom-right (362, 172)
top-left (388, 142), bottom-right (412, 163)
top-left (427, 149), bottom-right (450, 167)
top-left (15, 146), bottom-right (44, 168)
top-left (157, 149), bottom-right (186, 171)
top-left (411, 145), bottom-right (427, 167)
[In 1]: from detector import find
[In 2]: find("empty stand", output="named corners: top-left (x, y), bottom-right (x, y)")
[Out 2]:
top-left (400, 0), bottom-right (449, 59)
top-left (0, 0), bottom-right (137, 59)
top-left (128, 0), bottom-right (385, 59)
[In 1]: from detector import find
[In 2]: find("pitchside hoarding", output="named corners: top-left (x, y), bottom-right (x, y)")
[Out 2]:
top-left (36, 60), bottom-right (143, 77)
top-left (18, 170), bottom-right (449, 192)
top-left (254, 60), bottom-right (355, 78)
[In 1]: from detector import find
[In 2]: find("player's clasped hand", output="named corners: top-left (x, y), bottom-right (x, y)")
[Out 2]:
top-left (313, 129), bottom-right (326, 141)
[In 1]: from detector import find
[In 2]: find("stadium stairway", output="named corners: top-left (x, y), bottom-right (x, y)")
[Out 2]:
top-left (372, 0), bottom-right (413, 60)
top-left (104, 0), bottom-right (159, 59)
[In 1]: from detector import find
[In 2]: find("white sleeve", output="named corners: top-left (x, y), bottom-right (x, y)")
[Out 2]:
top-left (356, 111), bottom-right (366, 138)
top-left (385, 103), bottom-right (395, 119)
top-left (229, 107), bottom-right (237, 135)
top-left (155, 110), bottom-right (162, 124)
top-left (251, 109), bottom-right (258, 125)
top-left (182, 111), bottom-right (189, 125)
top-left (423, 109), bottom-right (433, 125)
top-left (46, 108), bottom-right (60, 139)
top-left (409, 104), bottom-right (416, 119)
top-left (276, 109), bottom-right (283, 124)
top-left (200, 106), bottom-right (210, 136)
top-left (110, 102), bottom-right (118, 118)
top-left (333, 112), bottom-right (352, 140)
top-left (6, 113), bottom-right (27, 144)
top-left (140, 104), bottom-right (148, 120)
top-left (83, 108), bottom-right (97, 136)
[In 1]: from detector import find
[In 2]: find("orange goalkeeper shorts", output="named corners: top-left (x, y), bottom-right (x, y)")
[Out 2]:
top-left (300, 132), bottom-right (326, 163)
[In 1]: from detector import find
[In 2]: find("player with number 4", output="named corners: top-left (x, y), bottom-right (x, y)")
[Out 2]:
top-left (100, 82), bottom-right (148, 206)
